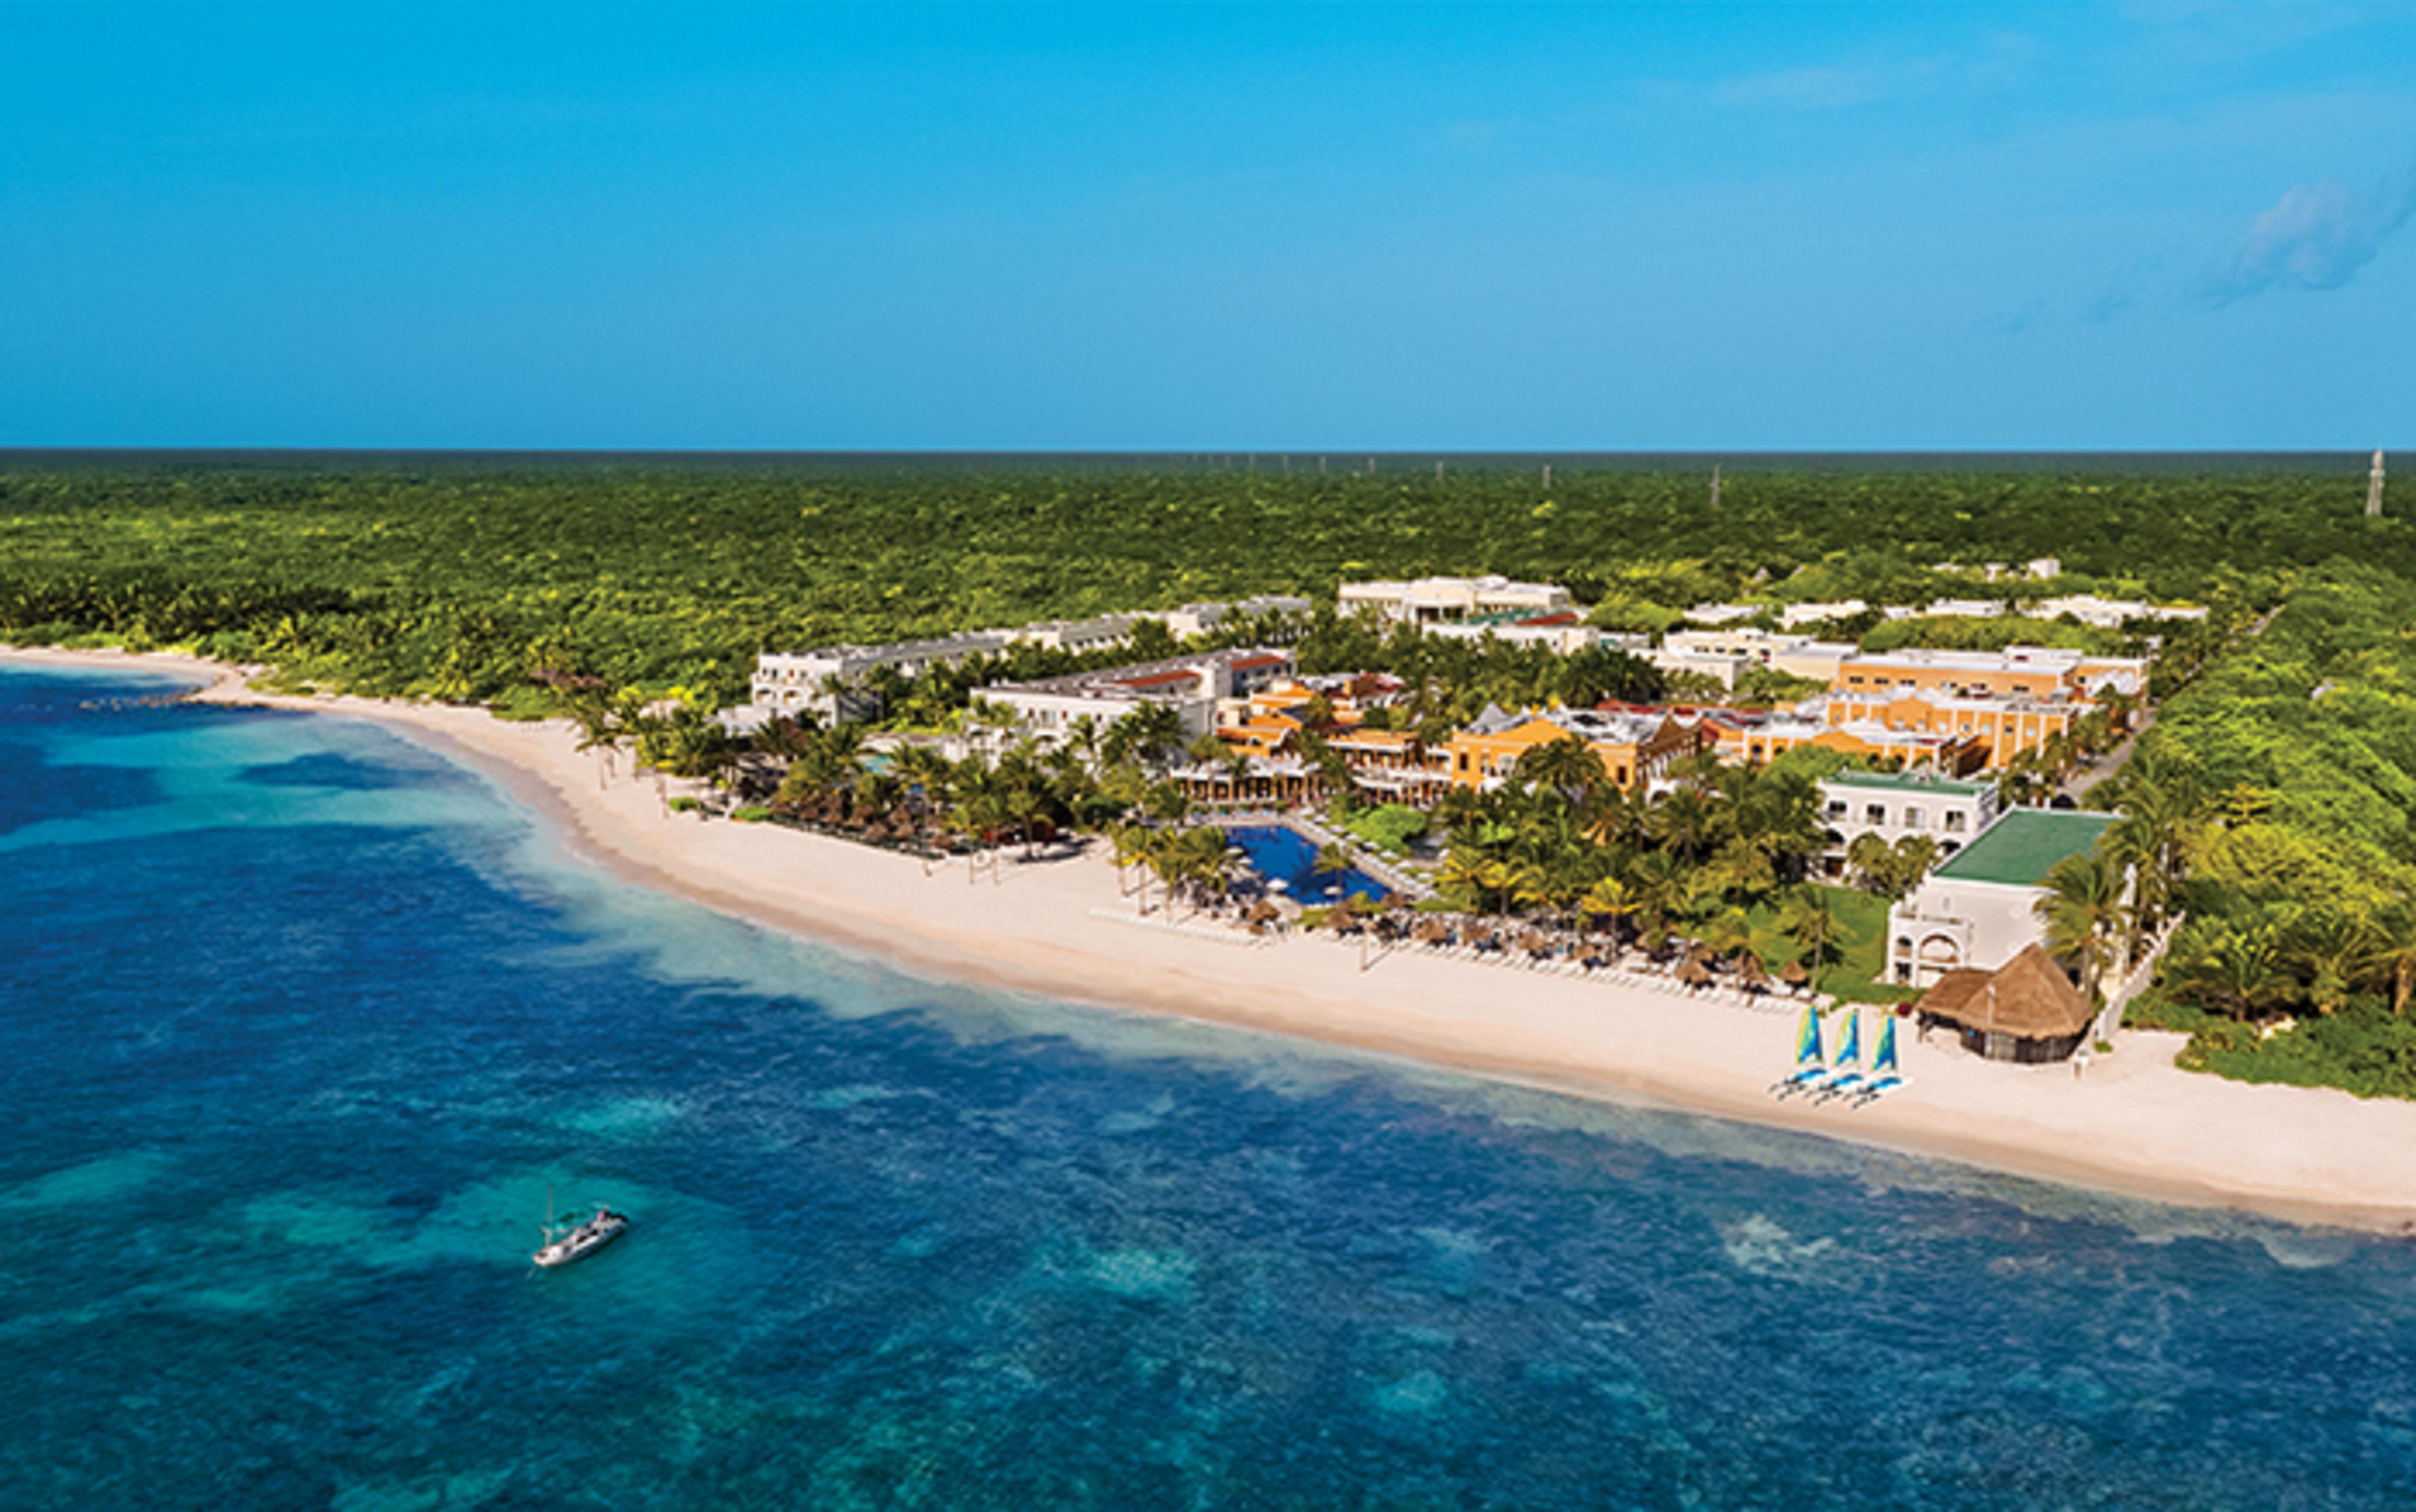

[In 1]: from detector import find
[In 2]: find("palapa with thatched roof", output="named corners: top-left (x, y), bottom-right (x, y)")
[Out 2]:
top-left (1675, 958), bottom-right (1712, 988)
top-left (1915, 943), bottom-right (2094, 1063)
top-left (1414, 917), bottom-right (1452, 947)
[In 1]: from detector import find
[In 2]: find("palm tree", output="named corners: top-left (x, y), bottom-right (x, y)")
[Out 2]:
top-left (569, 699), bottom-right (626, 790)
top-left (1172, 826), bottom-right (1235, 917)
top-left (1626, 851), bottom-right (1688, 943)
top-left (1515, 735), bottom-right (1605, 809)
top-left (1699, 907), bottom-right (1757, 971)
top-left (1845, 833), bottom-right (1896, 896)
top-left (1774, 886), bottom-right (1843, 995)
top-left (1310, 843), bottom-right (1355, 904)
top-left (2034, 851), bottom-right (2129, 1006)
top-left (1109, 701), bottom-right (1188, 770)
top-left (1436, 850), bottom-right (1490, 914)
top-left (1578, 874), bottom-right (1636, 950)
top-left (1887, 835), bottom-right (1941, 893)
top-left (2283, 906), bottom-right (2383, 1017)
top-left (1107, 821), bottom-right (1151, 898)
top-left (1647, 787), bottom-right (1720, 864)
top-left (2166, 920), bottom-right (2290, 1021)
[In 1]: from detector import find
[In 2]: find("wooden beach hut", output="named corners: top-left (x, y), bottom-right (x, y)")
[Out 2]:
top-left (1914, 943), bottom-right (2093, 1063)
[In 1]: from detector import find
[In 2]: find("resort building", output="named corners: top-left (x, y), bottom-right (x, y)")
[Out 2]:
top-left (1834, 646), bottom-right (2147, 704)
top-left (988, 648), bottom-right (1295, 746)
top-left (1425, 610), bottom-right (1601, 655)
top-left (1648, 646), bottom-right (1750, 689)
top-left (1817, 771), bottom-right (2000, 874)
top-left (1445, 705), bottom-right (1706, 791)
top-left (1236, 672), bottom-right (1408, 726)
top-left (1778, 600), bottom-right (1869, 628)
top-left (748, 595), bottom-right (1318, 722)
top-left (1338, 575), bottom-right (1571, 625)
top-left (1661, 627), bottom-right (1855, 684)
top-left (1691, 707), bottom-right (1985, 773)
top-left (1683, 602), bottom-right (1766, 626)
top-left (2030, 594), bottom-right (2207, 629)
top-left (751, 632), bottom-right (1013, 720)
top-left (1815, 686), bottom-right (2087, 770)
top-left (1009, 614), bottom-right (1140, 653)
top-left (1885, 807), bottom-right (2118, 988)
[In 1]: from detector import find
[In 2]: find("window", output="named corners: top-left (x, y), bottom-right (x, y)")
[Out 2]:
top-left (1944, 811), bottom-right (1965, 833)
top-left (1865, 804), bottom-right (1887, 825)
top-left (1904, 807), bottom-right (1925, 829)
top-left (1825, 801), bottom-right (1846, 818)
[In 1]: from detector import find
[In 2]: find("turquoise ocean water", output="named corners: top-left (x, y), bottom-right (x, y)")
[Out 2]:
top-left (6, 663), bottom-right (2416, 1509)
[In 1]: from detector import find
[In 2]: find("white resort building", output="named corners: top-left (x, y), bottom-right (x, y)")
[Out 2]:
top-left (987, 648), bottom-right (1296, 746)
top-left (1885, 808), bottom-right (2117, 988)
top-left (1817, 771), bottom-right (2000, 874)
top-left (1338, 575), bottom-right (1571, 625)
top-left (746, 596), bottom-right (1314, 723)
top-left (752, 632), bottom-right (1014, 720)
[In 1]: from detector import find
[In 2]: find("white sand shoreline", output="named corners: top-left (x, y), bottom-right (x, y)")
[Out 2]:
top-left (13, 643), bottom-right (2416, 1235)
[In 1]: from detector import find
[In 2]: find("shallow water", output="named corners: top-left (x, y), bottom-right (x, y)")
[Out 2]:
top-left (6, 663), bottom-right (2415, 1509)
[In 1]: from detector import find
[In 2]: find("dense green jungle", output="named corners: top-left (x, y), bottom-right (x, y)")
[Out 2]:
top-left (5, 453), bottom-right (2415, 1096)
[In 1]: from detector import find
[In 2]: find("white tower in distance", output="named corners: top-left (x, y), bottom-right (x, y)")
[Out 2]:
top-left (2369, 450), bottom-right (2386, 517)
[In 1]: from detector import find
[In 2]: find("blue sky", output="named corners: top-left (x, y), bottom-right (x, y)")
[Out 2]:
top-left (3, 2), bottom-right (2411, 449)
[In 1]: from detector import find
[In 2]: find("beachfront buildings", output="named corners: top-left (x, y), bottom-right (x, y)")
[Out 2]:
top-left (1338, 575), bottom-right (1571, 625)
top-left (1885, 807), bottom-right (2117, 988)
top-left (1446, 705), bottom-right (1706, 791)
top-left (989, 648), bottom-right (1295, 746)
top-left (1916, 944), bottom-right (2098, 1063)
top-left (1817, 771), bottom-right (2000, 873)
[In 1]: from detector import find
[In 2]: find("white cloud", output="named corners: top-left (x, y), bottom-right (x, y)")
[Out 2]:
top-left (2205, 168), bottom-right (2416, 303)
top-left (1704, 32), bottom-right (2040, 112)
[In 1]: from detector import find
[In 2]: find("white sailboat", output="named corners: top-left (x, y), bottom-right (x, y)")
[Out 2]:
top-left (533, 1183), bottom-right (631, 1268)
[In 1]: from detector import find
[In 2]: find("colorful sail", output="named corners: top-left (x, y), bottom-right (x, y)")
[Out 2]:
top-left (1793, 1003), bottom-right (1824, 1068)
top-left (1832, 1010), bottom-right (1862, 1075)
top-left (1871, 1013), bottom-right (1899, 1077)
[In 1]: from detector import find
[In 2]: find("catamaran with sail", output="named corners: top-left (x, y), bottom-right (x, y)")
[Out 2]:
top-left (1774, 1003), bottom-right (1826, 1095)
top-left (1814, 1009), bottom-right (1865, 1100)
top-left (1854, 1012), bottom-right (1909, 1103)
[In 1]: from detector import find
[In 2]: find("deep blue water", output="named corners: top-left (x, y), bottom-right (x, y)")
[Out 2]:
top-left (1226, 824), bottom-right (1388, 905)
top-left (7, 664), bottom-right (2416, 1510)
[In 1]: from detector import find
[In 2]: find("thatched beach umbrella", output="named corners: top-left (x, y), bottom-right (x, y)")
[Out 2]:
top-left (1780, 959), bottom-right (1809, 986)
top-left (1737, 955), bottom-right (1773, 992)
top-left (1248, 900), bottom-right (1280, 925)
top-left (1520, 929), bottom-right (1552, 958)
top-left (1676, 958), bottom-right (1712, 988)
top-left (1414, 918), bottom-right (1451, 946)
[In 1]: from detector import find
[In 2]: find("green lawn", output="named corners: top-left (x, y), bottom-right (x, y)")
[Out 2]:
top-left (1748, 885), bottom-right (1922, 1005)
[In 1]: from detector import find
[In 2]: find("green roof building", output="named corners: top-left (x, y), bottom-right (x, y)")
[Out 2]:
top-left (1889, 806), bottom-right (2119, 989)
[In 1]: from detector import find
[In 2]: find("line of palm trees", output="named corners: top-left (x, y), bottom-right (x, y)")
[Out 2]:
top-left (1429, 740), bottom-right (1850, 986)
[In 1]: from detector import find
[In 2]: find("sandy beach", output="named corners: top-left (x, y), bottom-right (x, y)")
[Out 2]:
top-left (14, 643), bottom-right (2416, 1234)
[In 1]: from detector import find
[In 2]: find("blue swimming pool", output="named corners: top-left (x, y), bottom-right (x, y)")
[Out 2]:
top-left (1224, 824), bottom-right (1390, 904)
